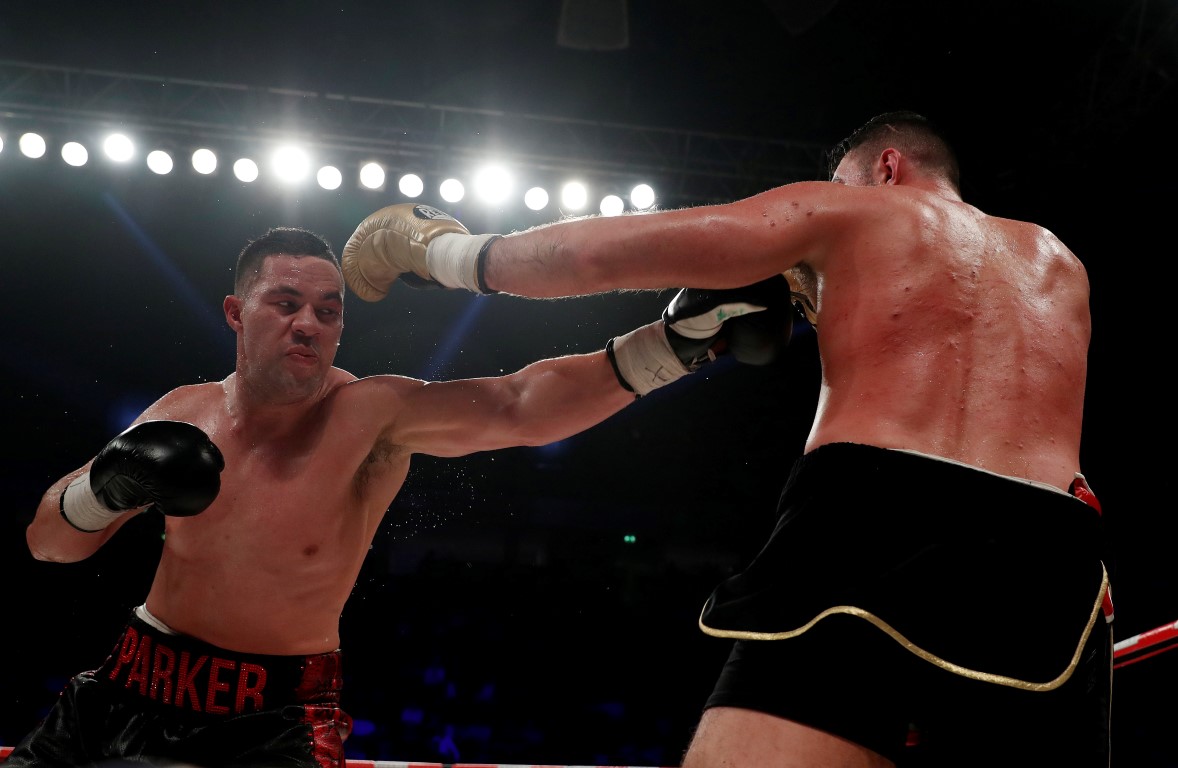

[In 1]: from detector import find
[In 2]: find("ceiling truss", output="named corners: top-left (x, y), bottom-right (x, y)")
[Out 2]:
top-left (0, 59), bottom-right (829, 207)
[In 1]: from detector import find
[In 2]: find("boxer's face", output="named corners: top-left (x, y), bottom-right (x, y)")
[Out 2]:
top-left (229, 254), bottom-right (344, 400)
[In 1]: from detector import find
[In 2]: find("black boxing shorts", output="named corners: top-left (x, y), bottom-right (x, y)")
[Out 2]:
top-left (698, 442), bottom-right (1112, 767)
top-left (4, 609), bottom-right (352, 768)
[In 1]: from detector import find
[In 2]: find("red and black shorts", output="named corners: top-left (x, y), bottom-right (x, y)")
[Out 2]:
top-left (5, 611), bottom-right (352, 768)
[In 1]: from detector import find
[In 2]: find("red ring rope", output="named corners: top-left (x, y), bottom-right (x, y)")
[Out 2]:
top-left (1112, 618), bottom-right (1178, 670)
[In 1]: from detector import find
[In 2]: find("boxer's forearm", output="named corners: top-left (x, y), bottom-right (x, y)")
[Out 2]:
top-left (481, 220), bottom-right (666, 297)
top-left (485, 213), bottom-right (706, 297)
top-left (483, 204), bottom-right (785, 297)
top-left (27, 471), bottom-right (120, 562)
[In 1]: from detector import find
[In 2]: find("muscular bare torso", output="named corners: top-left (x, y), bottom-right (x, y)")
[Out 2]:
top-left (796, 186), bottom-right (1090, 491)
top-left (138, 371), bottom-right (411, 655)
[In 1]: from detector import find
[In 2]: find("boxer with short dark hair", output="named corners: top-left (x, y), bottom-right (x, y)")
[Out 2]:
top-left (338, 111), bottom-right (1111, 767)
top-left (11, 226), bottom-right (794, 768)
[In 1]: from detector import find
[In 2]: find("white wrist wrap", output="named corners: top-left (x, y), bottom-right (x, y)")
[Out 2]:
top-left (608, 320), bottom-right (690, 397)
top-left (59, 472), bottom-right (126, 532)
top-left (426, 233), bottom-right (498, 293)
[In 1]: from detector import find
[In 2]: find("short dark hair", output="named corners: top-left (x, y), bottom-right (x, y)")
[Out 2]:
top-left (828, 111), bottom-right (960, 191)
top-left (234, 227), bottom-right (341, 296)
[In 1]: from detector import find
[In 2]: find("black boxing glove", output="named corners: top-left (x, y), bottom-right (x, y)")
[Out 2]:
top-left (60, 420), bottom-right (225, 532)
top-left (606, 275), bottom-right (793, 396)
top-left (665, 274), bottom-right (793, 367)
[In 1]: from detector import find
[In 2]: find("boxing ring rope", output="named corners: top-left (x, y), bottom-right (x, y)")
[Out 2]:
top-left (0, 751), bottom-right (670, 767)
top-left (1111, 618), bottom-right (1178, 670)
top-left (2, 619), bottom-right (1174, 766)
top-left (317, 763), bottom-right (666, 768)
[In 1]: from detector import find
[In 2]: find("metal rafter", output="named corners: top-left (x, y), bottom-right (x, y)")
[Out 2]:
top-left (0, 59), bottom-right (829, 206)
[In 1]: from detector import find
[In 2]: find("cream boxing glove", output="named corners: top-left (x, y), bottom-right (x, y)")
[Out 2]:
top-left (341, 203), bottom-right (499, 301)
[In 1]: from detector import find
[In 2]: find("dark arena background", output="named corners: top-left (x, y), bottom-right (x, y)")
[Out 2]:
top-left (1, 1), bottom-right (1174, 765)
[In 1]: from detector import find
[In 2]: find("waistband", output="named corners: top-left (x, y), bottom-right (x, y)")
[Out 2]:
top-left (97, 611), bottom-right (343, 717)
top-left (785, 442), bottom-right (1101, 531)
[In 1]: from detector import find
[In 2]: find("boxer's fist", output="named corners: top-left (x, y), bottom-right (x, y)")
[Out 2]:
top-left (663, 274), bottom-right (794, 368)
top-left (607, 275), bottom-right (793, 397)
top-left (91, 420), bottom-right (224, 517)
top-left (342, 203), bottom-right (470, 301)
top-left (784, 268), bottom-right (818, 328)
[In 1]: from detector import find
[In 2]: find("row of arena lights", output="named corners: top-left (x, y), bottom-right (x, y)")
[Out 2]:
top-left (0, 129), bottom-right (660, 215)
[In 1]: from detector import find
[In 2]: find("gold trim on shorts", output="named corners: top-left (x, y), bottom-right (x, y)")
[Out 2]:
top-left (699, 566), bottom-right (1109, 692)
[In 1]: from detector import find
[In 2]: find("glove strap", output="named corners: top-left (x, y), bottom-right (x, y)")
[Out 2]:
top-left (59, 473), bottom-right (128, 533)
top-left (606, 320), bottom-right (690, 397)
top-left (426, 233), bottom-right (501, 294)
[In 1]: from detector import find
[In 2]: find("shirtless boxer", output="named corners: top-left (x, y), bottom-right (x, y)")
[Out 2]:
top-left (10, 226), bottom-right (791, 768)
top-left (336, 111), bottom-right (1111, 767)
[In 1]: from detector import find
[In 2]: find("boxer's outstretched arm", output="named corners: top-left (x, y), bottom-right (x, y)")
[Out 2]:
top-left (342, 185), bottom-right (850, 302)
top-left (380, 350), bottom-right (634, 459)
top-left (367, 277), bottom-right (794, 458)
top-left (483, 182), bottom-right (856, 296)
top-left (483, 202), bottom-right (787, 296)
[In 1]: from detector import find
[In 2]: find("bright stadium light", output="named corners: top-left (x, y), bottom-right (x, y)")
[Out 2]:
top-left (317, 165), bottom-right (342, 190)
top-left (19, 132), bottom-right (46, 158)
top-left (631, 183), bottom-right (656, 210)
top-left (61, 142), bottom-right (89, 167)
top-left (103, 133), bottom-right (134, 162)
top-left (271, 145), bottom-right (310, 183)
top-left (524, 186), bottom-right (549, 211)
top-left (359, 162), bottom-right (385, 190)
top-left (561, 181), bottom-right (588, 211)
top-left (599, 194), bottom-right (624, 216)
top-left (146, 150), bottom-right (174, 175)
top-left (0, 121), bottom-right (667, 214)
top-left (473, 164), bottom-right (512, 204)
top-left (0, 135), bottom-right (5, 154)
top-left (439, 178), bottom-right (465, 203)
top-left (398, 173), bottom-right (424, 198)
top-left (233, 158), bottom-right (259, 183)
top-left (192, 148), bottom-right (217, 175)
